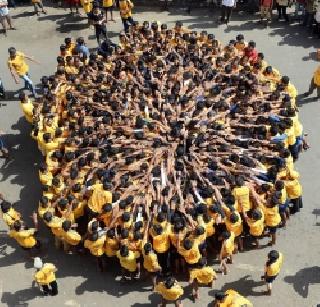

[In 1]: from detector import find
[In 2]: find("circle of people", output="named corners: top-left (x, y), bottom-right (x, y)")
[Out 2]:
top-left (1, 21), bottom-right (306, 307)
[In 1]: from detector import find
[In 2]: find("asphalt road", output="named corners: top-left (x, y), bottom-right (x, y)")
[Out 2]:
top-left (0, 4), bottom-right (320, 307)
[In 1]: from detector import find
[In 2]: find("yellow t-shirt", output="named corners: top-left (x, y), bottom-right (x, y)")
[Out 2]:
top-left (219, 289), bottom-right (253, 307)
top-left (116, 250), bottom-right (137, 272)
top-left (225, 213), bottom-right (243, 237)
top-left (155, 282), bottom-right (184, 301)
top-left (265, 206), bottom-right (281, 227)
top-left (149, 228), bottom-right (170, 253)
top-left (20, 100), bottom-right (33, 123)
top-left (1, 207), bottom-right (20, 227)
top-left (8, 52), bottom-right (29, 76)
top-left (9, 229), bottom-right (37, 248)
top-left (142, 251), bottom-right (160, 272)
top-left (46, 216), bottom-right (65, 237)
top-left (178, 244), bottom-right (201, 264)
top-left (102, 0), bottom-right (113, 7)
top-left (190, 267), bottom-right (216, 284)
top-left (105, 237), bottom-right (119, 257)
top-left (247, 215), bottom-right (264, 237)
top-left (39, 170), bottom-right (53, 186)
top-left (81, 0), bottom-right (93, 12)
top-left (232, 186), bottom-right (251, 213)
top-left (34, 263), bottom-right (57, 285)
top-left (266, 253), bottom-right (283, 277)
top-left (222, 232), bottom-right (235, 256)
top-left (285, 179), bottom-right (302, 199)
top-left (119, 0), bottom-right (133, 18)
top-left (88, 184), bottom-right (112, 213)
top-left (62, 229), bottom-right (81, 245)
top-left (84, 235), bottom-right (106, 256)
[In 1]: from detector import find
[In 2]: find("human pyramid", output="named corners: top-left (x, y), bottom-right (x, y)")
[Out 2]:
top-left (1, 20), bottom-right (305, 306)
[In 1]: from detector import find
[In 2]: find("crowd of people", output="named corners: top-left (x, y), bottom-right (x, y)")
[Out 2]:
top-left (0, 18), bottom-right (307, 305)
top-left (2, 0), bottom-right (320, 37)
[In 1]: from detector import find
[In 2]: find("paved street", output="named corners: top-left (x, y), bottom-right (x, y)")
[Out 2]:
top-left (0, 4), bottom-right (320, 307)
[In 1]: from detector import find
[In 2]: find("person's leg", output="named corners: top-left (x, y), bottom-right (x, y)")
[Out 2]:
top-left (33, 3), bottom-right (39, 15)
top-left (316, 85), bottom-right (320, 98)
top-left (110, 6), bottom-right (114, 21)
top-left (277, 4), bottom-right (282, 19)
top-left (220, 5), bottom-right (226, 22)
top-left (49, 280), bottom-right (58, 296)
top-left (305, 78), bottom-right (316, 96)
top-left (0, 16), bottom-right (7, 35)
top-left (21, 74), bottom-right (36, 97)
top-left (226, 6), bottom-right (232, 23)
top-left (42, 285), bottom-right (50, 296)
top-left (122, 18), bottom-right (129, 32)
top-left (283, 5), bottom-right (289, 21)
top-left (38, 0), bottom-right (47, 13)
top-left (192, 279), bottom-right (199, 299)
top-left (6, 14), bottom-right (15, 29)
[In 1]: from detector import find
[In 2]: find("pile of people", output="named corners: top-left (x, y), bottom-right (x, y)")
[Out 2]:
top-left (1, 21), bottom-right (305, 305)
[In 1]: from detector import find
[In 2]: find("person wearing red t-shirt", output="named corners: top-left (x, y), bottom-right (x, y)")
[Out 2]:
top-left (244, 41), bottom-right (258, 63)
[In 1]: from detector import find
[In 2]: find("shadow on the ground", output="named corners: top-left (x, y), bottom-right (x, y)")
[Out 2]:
top-left (209, 275), bottom-right (265, 297)
top-left (284, 266), bottom-right (320, 298)
top-left (1, 287), bottom-right (40, 307)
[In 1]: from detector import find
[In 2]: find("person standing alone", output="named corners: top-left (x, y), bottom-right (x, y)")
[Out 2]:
top-left (7, 47), bottom-right (38, 97)
top-left (220, 0), bottom-right (236, 25)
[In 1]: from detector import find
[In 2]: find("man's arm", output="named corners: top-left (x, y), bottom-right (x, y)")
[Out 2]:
top-left (24, 55), bottom-right (41, 65)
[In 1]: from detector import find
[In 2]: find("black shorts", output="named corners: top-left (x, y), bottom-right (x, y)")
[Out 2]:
top-left (266, 274), bottom-right (277, 283)
top-left (268, 226), bottom-right (277, 234)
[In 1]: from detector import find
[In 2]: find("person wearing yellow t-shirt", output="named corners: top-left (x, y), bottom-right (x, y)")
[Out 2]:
top-left (0, 198), bottom-right (21, 227)
top-left (189, 257), bottom-right (216, 301)
top-left (7, 47), bottom-right (38, 97)
top-left (155, 277), bottom-right (183, 307)
top-left (265, 195), bottom-right (281, 246)
top-left (219, 231), bottom-right (235, 275)
top-left (88, 182), bottom-right (112, 215)
top-left (104, 228), bottom-right (119, 257)
top-left (61, 220), bottom-right (81, 253)
top-left (9, 220), bottom-right (40, 250)
top-left (34, 257), bottom-right (58, 296)
top-left (43, 211), bottom-right (65, 249)
top-left (178, 238), bottom-right (201, 268)
top-left (19, 91), bottom-right (34, 123)
top-left (84, 231), bottom-right (106, 271)
top-left (232, 176), bottom-right (251, 214)
top-left (225, 211), bottom-right (243, 252)
top-left (284, 170), bottom-right (303, 214)
top-left (213, 289), bottom-right (253, 307)
top-left (142, 242), bottom-right (161, 290)
top-left (116, 244), bottom-right (139, 281)
top-left (262, 250), bottom-right (283, 295)
top-left (304, 65), bottom-right (320, 99)
top-left (246, 208), bottom-right (264, 248)
top-left (149, 224), bottom-right (170, 274)
top-left (119, 0), bottom-right (134, 33)
top-left (281, 75), bottom-right (297, 100)
top-left (102, 0), bottom-right (114, 22)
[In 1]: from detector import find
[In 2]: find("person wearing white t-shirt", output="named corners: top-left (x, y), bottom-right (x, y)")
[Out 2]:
top-left (0, 0), bottom-right (15, 36)
top-left (220, 0), bottom-right (236, 24)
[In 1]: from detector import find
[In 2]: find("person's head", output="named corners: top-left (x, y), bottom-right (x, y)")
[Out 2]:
top-left (153, 224), bottom-right (163, 235)
top-left (143, 242), bottom-right (152, 255)
top-left (120, 244), bottom-right (129, 257)
top-left (164, 277), bottom-right (176, 289)
top-left (121, 228), bottom-right (129, 239)
top-left (183, 238), bottom-right (193, 250)
top-left (221, 230), bottom-right (231, 240)
top-left (39, 195), bottom-right (49, 207)
top-left (248, 40), bottom-right (256, 50)
top-left (90, 231), bottom-right (99, 242)
top-left (235, 175), bottom-right (245, 187)
top-left (195, 225), bottom-right (205, 236)
top-left (215, 291), bottom-right (227, 303)
top-left (229, 212), bottom-right (239, 223)
top-left (251, 209), bottom-right (262, 221)
top-left (0, 201), bottom-right (12, 213)
top-left (107, 228), bottom-right (115, 238)
top-left (275, 180), bottom-right (284, 191)
top-left (268, 249), bottom-right (279, 261)
top-left (13, 220), bottom-right (22, 231)
top-left (197, 257), bottom-right (207, 268)
top-left (102, 203), bottom-right (112, 213)
top-left (281, 76), bottom-right (290, 86)
top-left (8, 47), bottom-right (17, 59)
top-left (62, 220), bottom-right (72, 232)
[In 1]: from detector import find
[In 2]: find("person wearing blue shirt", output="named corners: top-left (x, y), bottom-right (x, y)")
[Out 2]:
top-left (75, 37), bottom-right (90, 57)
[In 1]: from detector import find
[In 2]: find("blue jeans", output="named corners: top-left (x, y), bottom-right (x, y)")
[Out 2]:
top-left (20, 73), bottom-right (36, 96)
top-left (121, 16), bottom-right (134, 33)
